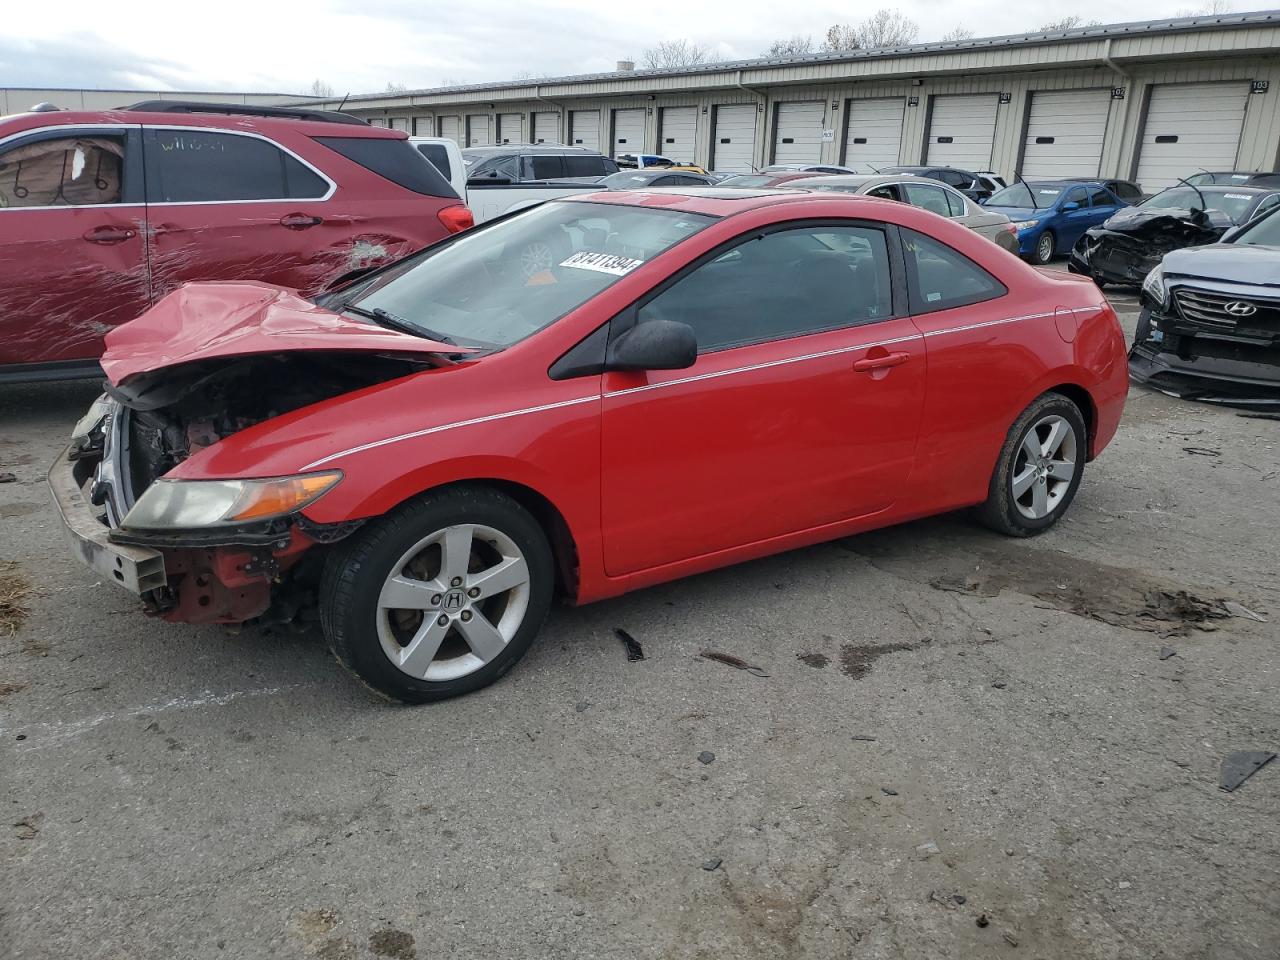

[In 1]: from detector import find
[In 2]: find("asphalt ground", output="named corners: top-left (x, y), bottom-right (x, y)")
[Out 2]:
top-left (2, 278), bottom-right (1277, 960)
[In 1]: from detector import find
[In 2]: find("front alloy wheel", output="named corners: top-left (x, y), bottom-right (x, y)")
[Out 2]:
top-left (322, 487), bottom-right (554, 702)
top-left (1033, 230), bottom-right (1056, 264)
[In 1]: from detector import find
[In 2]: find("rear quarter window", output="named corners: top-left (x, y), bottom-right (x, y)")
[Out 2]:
top-left (902, 229), bottom-right (1006, 313)
top-left (315, 136), bottom-right (458, 199)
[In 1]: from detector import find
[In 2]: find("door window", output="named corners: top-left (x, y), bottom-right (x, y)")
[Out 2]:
top-left (1062, 186), bottom-right (1088, 208)
top-left (866, 184), bottom-right (900, 201)
top-left (0, 135), bottom-right (126, 208)
top-left (144, 130), bottom-right (328, 202)
top-left (526, 155), bottom-right (565, 179)
top-left (1084, 185), bottom-right (1115, 207)
top-left (902, 229), bottom-right (1006, 313)
top-left (415, 143), bottom-right (452, 181)
top-left (636, 225), bottom-right (895, 352)
top-left (902, 182), bottom-right (951, 216)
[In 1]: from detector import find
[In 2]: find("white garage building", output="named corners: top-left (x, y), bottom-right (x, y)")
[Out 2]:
top-left (294, 11), bottom-right (1280, 190)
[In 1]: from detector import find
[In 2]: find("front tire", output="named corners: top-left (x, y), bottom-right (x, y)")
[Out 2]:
top-left (320, 486), bottom-right (554, 703)
top-left (975, 393), bottom-right (1087, 537)
top-left (1031, 230), bottom-right (1056, 265)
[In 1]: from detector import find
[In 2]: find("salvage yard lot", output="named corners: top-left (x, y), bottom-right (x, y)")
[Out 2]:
top-left (2, 285), bottom-right (1278, 959)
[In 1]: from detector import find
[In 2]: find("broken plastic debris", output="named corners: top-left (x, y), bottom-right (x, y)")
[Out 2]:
top-left (615, 628), bottom-right (645, 661)
top-left (1223, 600), bottom-right (1267, 622)
top-left (1220, 751), bottom-right (1276, 792)
top-left (701, 857), bottom-right (722, 871)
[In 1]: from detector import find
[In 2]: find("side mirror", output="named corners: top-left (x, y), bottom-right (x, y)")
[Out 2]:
top-left (1062, 201), bottom-right (1081, 211)
top-left (606, 319), bottom-right (697, 372)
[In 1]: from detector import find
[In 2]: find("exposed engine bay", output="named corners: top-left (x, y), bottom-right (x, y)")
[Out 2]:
top-left (76, 351), bottom-right (437, 624)
top-left (1069, 207), bottom-right (1230, 286)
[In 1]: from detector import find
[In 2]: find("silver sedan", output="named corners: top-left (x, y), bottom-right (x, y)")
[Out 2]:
top-left (784, 173), bottom-right (1020, 253)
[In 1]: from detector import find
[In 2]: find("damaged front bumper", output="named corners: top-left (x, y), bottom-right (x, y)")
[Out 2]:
top-left (47, 446), bottom-right (167, 595)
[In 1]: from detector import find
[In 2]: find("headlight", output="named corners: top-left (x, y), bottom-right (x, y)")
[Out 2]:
top-left (1013, 220), bottom-right (1041, 231)
top-left (1142, 264), bottom-right (1168, 307)
top-left (121, 472), bottom-right (342, 530)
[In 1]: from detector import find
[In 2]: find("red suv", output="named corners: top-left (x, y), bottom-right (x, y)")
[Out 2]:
top-left (0, 101), bottom-right (471, 382)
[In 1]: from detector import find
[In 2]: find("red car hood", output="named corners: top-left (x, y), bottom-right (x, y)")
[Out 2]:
top-left (101, 282), bottom-right (470, 385)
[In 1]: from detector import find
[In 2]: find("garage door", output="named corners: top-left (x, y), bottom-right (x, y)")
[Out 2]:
top-left (466, 114), bottom-right (490, 147)
top-left (533, 111), bottom-right (559, 144)
top-left (412, 116), bottom-right (433, 136)
top-left (438, 115), bottom-right (461, 143)
top-left (843, 98), bottom-right (904, 168)
top-left (659, 106), bottom-right (697, 162)
top-left (773, 101), bottom-right (825, 164)
top-left (570, 110), bottom-right (600, 151)
top-left (1135, 82), bottom-right (1250, 190)
top-left (1020, 89), bottom-right (1111, 178)
top-left (926, 94), bottom-right (998, 169)
top-left (497, 113), bottom-right (523, 145)
top-left (612, 108), bottom-right (646, 158)
top-left (387, 118), bottom-right (409, 132)
top-left (711, 103), bottom-right (757, 172)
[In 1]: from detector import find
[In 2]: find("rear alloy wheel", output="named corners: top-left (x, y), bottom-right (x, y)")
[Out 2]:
top-left (975, 393), bottom-right (1086, 537)
top-left (1032, 230), bottom-right (1056, 265)
top-left (321, 487), bottom-right (554, 702)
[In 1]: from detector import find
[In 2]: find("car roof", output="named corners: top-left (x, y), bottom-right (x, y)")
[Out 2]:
top-left (0, 107), bottom-right (400, 139)
top-left (461, 143), bottom-right (602, 155)
top-left (793, 173), bottom-right (961, 189)
top-left (558, 187), bottom-right (910, 217)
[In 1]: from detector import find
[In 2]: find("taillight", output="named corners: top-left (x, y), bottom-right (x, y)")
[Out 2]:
top-left (437, 204), bottom-right (474, 234)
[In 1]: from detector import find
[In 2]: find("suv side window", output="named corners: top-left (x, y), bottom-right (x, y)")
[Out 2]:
top-left (636, 225), bottom-right (895, 352)
top-left (902, 229), bottom-right (1006, 313)
top-left (935, 170), bottom-right (968, 187)
top-left (564, 155), bottom-right (613, 177)
top-left (145, 130), bottom-right (327, 202)
top-left (415, 143), bottom-right (452, 181)
top-left (0, 134), bottom-right (127, 208)
top-left (527, 154), bottom-right (565, 180)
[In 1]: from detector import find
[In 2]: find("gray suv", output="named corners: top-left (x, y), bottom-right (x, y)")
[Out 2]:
top-left (463, 145), bottom-right (619, 184)
top-left (1133, 206), bottom-right (1280, 406)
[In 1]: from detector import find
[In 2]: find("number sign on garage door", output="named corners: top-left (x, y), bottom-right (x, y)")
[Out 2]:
top-left (659, 107), bottom-right (697, 162)
top-left (533, 111), bottom-right (559, 144)
top-left (466, 114), bottom-right (490, 147)
top-left (570, 110), bottom-right (600, 151)
top-left (711, 103), bottom-right (757, 172)
top-left (926, 94), bottom-right (998, 169)
top-left (438, 115), bottom-right (461, 144)
top-left (1020, 89), bottom-right (1111, 178)
top-left (1135, 82), bottom-right (1251, 190)
top-left (497, 113), bottom-right (523, 144)
top-left (612, 109), bottom-right (646, 158)
top-left (773, 101), bottom-right (825, 164)
top-left (843, 98), bottom-right (904, 168)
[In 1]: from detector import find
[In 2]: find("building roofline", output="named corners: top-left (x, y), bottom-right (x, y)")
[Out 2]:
top-left (284, 10), bottom-right (1280, 106)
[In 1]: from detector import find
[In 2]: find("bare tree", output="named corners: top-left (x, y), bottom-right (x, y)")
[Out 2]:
top-left (941, 26), bottom-right (975, 41)
top-left (385, 81), bottom-right (408, 93)
top-left (821, 9), bottom-right (919, 51)
top-left (642, 39), bottom-right (711, 69)
top-left (763, 35), bottom-right (815, 57)
top-left (1037, 15), bottom-right (1102, 31)
top-left (1176, 0), bottom-right (1233, 14)
top-left (308, 79), bottom-right (334, 98)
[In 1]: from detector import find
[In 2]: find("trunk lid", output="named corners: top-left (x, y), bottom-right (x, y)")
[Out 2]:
top-left (101, 281), bottom-right (470, 386)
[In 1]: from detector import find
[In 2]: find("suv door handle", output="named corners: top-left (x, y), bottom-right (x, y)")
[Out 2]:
top-left (82, 225), bottom-right (136, 244)
top-left (853, 351), bottom-right (911, 372)
top-left (279, 213), bottom-right (323, 229)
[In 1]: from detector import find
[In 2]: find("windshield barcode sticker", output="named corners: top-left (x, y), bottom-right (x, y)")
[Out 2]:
top-left (560, 252), bottom-right (644, 276)
top-left (1224, 193), bottom-right (1252, 200)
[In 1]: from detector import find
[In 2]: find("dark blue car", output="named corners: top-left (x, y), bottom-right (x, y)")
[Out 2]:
top-left (984, 181), bottom-right (1128, 264)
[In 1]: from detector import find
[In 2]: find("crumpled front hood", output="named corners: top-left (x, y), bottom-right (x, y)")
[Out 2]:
top-left (1100, 205), bottom-right (1230, 234)
top-left (101, 281), bottom-right (470, 386)
top-left (1163, 243), bottom-right (1280, 286)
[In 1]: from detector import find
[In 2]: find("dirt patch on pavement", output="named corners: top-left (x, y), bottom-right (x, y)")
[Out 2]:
top-left (839, 642), bottom-right (916, 679)
top-left (0, 562), bottom-right (30, 636)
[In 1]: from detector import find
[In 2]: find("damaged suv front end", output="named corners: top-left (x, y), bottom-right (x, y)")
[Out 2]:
top-left (1130, 222), bottom-right (1280, 406)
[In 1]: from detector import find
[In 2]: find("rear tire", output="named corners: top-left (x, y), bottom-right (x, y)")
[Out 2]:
top-left (320, 486), bottom-right (554, 703)
top-left (974, 393), bottom-right (1087, 537)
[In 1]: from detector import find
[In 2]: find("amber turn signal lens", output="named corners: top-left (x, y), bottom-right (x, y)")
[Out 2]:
top-left (226, 472), bottom-right (343, 521)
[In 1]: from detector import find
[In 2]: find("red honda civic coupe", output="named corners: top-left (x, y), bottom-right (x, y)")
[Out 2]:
top-left (51, 189), bottom-right (1128, 702)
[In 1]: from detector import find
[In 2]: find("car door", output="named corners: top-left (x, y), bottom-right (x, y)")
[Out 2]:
top-left (600, 221), bottom-right (926, 576)
top-left (1055, 185), bottom-right (1093, 248)
top-left (0, 125), bottom-right (150, 370)
top-left (142, 127), bottom-right (341, 301)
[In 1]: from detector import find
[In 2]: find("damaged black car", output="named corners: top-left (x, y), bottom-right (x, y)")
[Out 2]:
top-left (1130, 205), bottom-right (1280, 407)
top-left (1069, 185), bottom-right (1280, 286)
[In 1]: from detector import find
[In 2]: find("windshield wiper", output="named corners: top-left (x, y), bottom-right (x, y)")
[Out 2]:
top-left (343, 304), bottom-right (458, 346)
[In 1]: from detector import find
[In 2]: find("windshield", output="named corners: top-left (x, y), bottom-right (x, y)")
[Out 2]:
top-left (1140, 187), bottom-right (1259, 222)
top-left (1227, 206), bottom-right (1280, 245)
top-left (600, 172), bottom-right (658, 188)
top-left (987, 183), bottom-right (1064, 207)
top-left (329, 202), bottom-right (714, 349)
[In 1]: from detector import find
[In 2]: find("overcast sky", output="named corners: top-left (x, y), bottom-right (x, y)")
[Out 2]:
top-left (0, 0), bottom-right (1256, 96)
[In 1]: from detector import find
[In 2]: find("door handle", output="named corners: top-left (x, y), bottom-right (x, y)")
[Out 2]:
top-left (82, 225), bottom-right (136, 244)
top-left (279, 213), bottom-right (323, 229)
top-left (853, 351), bottom-right (911, 372)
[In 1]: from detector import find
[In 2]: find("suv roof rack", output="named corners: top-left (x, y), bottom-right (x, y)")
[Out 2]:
top-left (120, 101), bottom-right (369, 126)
